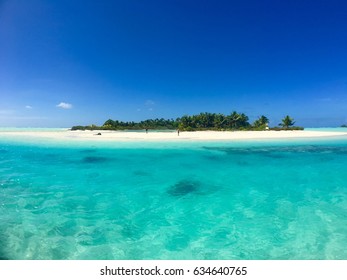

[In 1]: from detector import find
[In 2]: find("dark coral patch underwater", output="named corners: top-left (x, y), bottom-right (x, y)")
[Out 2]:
top-left (202, 145), bottom-right (347, 155)
top-left (167, 180), bottom-right (201, 197)
top-left (82, 156), bottom-right (110, 163)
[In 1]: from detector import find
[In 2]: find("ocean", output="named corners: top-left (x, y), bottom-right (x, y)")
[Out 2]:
top-left (0, 131), bottom-right (347, 259)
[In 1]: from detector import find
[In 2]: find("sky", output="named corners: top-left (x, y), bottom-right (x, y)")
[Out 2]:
top-left (0, 0), bottom-right (347, 127)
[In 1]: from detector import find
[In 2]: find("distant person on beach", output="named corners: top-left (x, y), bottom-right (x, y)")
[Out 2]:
top-left (145, 128), bottom-right (148, 133)
top-left (177, 129), bottom-right (180, 136)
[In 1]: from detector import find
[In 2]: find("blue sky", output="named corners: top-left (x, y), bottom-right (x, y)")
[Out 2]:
top-left (1, 0), bottom-right (346, 127)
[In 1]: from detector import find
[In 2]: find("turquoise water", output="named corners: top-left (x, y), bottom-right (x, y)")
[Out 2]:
top-left (306, 127), bottom-right (347, 133)
top-left (1, 135), bottom-right (347, 259)
top-left (0, 127), bottom-right (68, 132)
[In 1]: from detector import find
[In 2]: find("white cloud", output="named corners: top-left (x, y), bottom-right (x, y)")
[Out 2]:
top-left (25, 105), bottom-right (33, 109)
top-left (145, 100), bottom-right (155, 106)
top-left (56, 102), bottom-right (73, 109)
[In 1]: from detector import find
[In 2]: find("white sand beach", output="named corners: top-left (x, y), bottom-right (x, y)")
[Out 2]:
top-left (1, 129), bottom-right (347, 142)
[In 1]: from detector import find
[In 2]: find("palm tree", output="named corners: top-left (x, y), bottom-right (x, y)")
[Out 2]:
top-left (213, 113), bottom-right (226, 129)
top-left (179, 115), bottom-right (193, 130)
top-left (280, 115), bottom-right (295, 129)
top-left (227, 111), bottom-right (250, 129)
top-left (238, 113), bottom-right (250, 128)
top-left (227, 111), bottom-right (241, 130)
top-left (253, 115), bottom-right (269, 128)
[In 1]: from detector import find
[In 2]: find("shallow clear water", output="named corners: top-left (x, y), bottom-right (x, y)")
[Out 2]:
top-left (0, 135), bottom-right (347, 259)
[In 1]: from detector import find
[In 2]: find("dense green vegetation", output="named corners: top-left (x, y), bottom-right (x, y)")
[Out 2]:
top-left (279, 115), bottom-right (295, 129)
top-left (71, 112), bottom-right (303, 131)
top-left (72, 118), bottom-right (178, 131)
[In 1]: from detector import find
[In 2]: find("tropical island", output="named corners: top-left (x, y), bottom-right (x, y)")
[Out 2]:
top-left (71, 112), bottom-right (303, 131)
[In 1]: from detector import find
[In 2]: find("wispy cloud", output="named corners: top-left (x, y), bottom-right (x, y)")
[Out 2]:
top-left (0, 109), bottom-right (15, 115)
top-left (25, 105), bottom-right (33, 109)
top-left (144, 100), bottom-right (155, 111)
top-left (56, 102), bottom-right (73, 109)
top-left (145, 100), bottom-right (155, 106)
top-left (8, 116), bottom-right (47, 120)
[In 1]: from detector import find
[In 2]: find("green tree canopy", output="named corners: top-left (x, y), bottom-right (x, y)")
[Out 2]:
top-left (71, 112), bottom-right (303, 131)
top-left (253, 115), bottom-right (269, 128)
top-left (280, 115), bottom-right (295, 128)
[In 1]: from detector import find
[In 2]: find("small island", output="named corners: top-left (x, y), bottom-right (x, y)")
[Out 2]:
top-left (71, 112), bottom-right (303, 131)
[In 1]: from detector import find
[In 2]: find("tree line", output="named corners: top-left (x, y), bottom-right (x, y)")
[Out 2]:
top-left (71, 112), bottom-right (302, 131)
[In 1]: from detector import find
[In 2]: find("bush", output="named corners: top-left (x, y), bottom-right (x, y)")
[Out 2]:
top-left (271, 126), bottom-right (304, 131)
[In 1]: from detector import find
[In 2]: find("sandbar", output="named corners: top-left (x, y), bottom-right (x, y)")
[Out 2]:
top-left (1, 129), bottom-right (347, 142)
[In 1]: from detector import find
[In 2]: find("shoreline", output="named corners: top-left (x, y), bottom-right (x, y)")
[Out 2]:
top-left (1, 129), bottom-right (347, 142)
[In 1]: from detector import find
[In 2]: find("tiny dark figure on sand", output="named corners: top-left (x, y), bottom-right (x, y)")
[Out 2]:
top-left (145, 128), bottom-right (148, 134)
top-left (177, 129), bottom-right (180, 136)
